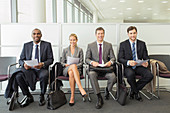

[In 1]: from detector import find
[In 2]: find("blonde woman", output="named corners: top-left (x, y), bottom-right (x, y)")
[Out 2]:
top-left (61, 34), bottom-right (87, 106)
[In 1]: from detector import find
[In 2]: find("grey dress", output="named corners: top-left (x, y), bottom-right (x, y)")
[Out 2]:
top-left (61, 46), bottom-right (84, 77)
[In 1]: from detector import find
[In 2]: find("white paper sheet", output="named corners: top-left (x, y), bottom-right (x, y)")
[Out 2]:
top-left (24, 59), bottom-right (39, 67)
top-left (136, 59), bottom-right (149, 66)
top-left (98, 64), bottom-right (106, 67)
top-left (67, 56), bottom-right (79, 65)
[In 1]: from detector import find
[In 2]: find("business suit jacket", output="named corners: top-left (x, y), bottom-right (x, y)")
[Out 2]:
top-left (19, 40), bottom-right (53, 70)
top-left (5, 40), bottom-right (54, 98)
top-left (61, 46), bottom-right (83, 75)
top-left (85, 41), bottom-right (115, 65)
top-left (118, 39), bottom-right (149, 67)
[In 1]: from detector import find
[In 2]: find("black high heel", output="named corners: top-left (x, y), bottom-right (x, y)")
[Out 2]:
top-left (82, 94), bottom-right (88, 102)
top-left (82, 94), bottom-right (88, 97)
top-left (69, 102), bottom-right (75, 106)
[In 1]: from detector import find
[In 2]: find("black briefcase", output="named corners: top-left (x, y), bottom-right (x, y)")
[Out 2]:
top-left (47, 79), bottom-right (67, 110)
top-left (117, 83), bottom-right (128, 106)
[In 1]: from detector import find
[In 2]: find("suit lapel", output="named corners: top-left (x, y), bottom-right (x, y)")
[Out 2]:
top-left (94, 42), bottom-right (99, 61)
top-left (29, 42), bottom-right (33, 59)
top-left (126, 40), bottom-right (133, 58)
top-left (40, 41), bottom-right (44, 61)
top-left (73, 46), bottom-right (78, 57)
top-left (103, 41), bottom-right (106, 61)
top-left (136, 40), bottom-right (140, 58)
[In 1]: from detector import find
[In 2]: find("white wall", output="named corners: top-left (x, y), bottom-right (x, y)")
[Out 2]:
top-left (1, 23), bottom-right (170, 93)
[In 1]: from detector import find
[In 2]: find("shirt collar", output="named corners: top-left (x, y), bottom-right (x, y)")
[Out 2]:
top-left (33, 41), bottom-right (41, 47)
top-left (97, 41), bottom-right (103, 45)
top-left (129, 39), bottom-right (136, 45)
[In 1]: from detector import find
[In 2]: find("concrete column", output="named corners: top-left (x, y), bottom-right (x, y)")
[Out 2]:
top-left (31, 0), bottom-right (46, 23)
top-left (93, 10), bottom-right (98, 23)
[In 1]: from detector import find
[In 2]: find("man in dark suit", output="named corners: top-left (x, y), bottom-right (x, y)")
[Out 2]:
top-left (86, 27), bottom-right (116, 109)
top-left (118, 26), bottom-right (153, 101)
top-left (13, 28), bottom-right (53, 107)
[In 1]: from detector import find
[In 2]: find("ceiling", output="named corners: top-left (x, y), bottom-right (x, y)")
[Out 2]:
top-left (79, 0), bottom-right (170, 22)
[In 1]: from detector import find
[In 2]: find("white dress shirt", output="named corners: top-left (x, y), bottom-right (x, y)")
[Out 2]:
top-left (127, 39), bottom-right (138, 66)
top-left (32, 41), bottom-right (41, 62)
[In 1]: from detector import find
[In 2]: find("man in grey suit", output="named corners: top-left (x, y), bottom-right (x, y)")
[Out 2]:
top-left (11, 28), bottom-right (53, 108)
top-left (85, 27), bottom-right (116, 109)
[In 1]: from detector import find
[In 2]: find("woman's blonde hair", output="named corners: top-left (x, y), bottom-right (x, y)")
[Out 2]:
top-left (69, 33), bottom-right (78, 40)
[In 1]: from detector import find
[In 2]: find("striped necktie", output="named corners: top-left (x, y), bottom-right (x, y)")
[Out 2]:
top-left (132, 42), bottom-right (136, 69)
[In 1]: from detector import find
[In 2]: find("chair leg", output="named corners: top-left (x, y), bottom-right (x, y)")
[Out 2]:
top-left (87, 75), bottom-right (92, 102)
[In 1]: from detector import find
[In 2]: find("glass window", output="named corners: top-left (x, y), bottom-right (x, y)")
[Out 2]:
top-left (0, 0), bottom-right (10, 23)
top-left (46, 0), bottom-right (53, 23)
top-left (18, 0), bottom-right (32, 23)
top-left (75, 7), bottom-right (79, 23)
top-left (80, 11), bottom-right (83, 23)
top-left (67, 1), bottom-right (72, 23)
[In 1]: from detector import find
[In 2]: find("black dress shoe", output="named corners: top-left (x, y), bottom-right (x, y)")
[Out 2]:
top-left (95, 97), bottom-right (104, 109)
top-left (129, 91), bottom-right (134, 100)
top-left (8, 92), bottom-right (17, 111)
top-left (104, 87), bottom-right (109, 100)
top-left (135, 93), bottom-right (143, 102)
top-left (20, 95), bottom-right (34, 108)
top-left (39, 94), bottom-right (45, 106)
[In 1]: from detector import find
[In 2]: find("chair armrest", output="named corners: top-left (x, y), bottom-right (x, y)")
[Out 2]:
top-left (8, 63), bottom-right (18, 79)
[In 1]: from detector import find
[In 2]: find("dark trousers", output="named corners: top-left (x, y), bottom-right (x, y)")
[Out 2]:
top-left (125, 66), bottom-right (153, 93)
top-left (15, 69), bottom-right (49, 95)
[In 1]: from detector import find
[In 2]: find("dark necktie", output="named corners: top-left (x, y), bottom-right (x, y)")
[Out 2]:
top-left (132, 42), bottom-right (136, 69)
top-left (35, 44), bottom-right (39, 63)
top-left (99, 44), bottom-right (102, 64)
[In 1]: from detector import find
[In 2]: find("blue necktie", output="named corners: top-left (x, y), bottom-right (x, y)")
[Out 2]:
top-left (132, 42), bottom-right (136, 69)
top-left (35, 45), bottom-right (39, 63)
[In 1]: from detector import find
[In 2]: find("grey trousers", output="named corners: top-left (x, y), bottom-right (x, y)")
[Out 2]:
top-left (88, 71), bottom-right (117, 94)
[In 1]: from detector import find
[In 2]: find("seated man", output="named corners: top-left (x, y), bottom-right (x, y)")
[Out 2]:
top-left (5, 28), bottom-right (53, 108)
top-left (85, 27), bottom-right (116, 109)
top-left (118, 26), bottom-right (153, 101)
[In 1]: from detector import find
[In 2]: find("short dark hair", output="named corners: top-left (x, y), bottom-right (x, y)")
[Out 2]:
top-left (127, 26), bottom-right (137, 33)
top-left (32, 28), bottom-right (42, 34)
top-left (95, 27), bottom-right (105, 34)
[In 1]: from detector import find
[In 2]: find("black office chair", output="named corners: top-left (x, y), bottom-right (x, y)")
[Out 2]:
top-left (52, 62), bottom-right (87, 102)
top-left (7, 61), bottom-right (51, 111)
top-left (149, 54), bottom-right (170, 98)
top-left (0, 57), bottom-right (16, 83)
top-left (86, 62), bottom-right (119, 102)
top-left (120, 63), bottom-right (154, 100)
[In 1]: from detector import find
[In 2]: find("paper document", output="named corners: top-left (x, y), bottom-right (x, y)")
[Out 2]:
top-left (24, 59), bottom-right (39, 67)
top-left (136, 59), bottom-right (149, 66)
top-left (98, 64), bottom-right (106, 67)
top-left (67, 56), bottom-right (80, 65)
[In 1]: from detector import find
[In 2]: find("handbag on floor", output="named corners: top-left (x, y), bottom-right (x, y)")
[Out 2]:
top-left (47, 70), bottom-right (67, 110)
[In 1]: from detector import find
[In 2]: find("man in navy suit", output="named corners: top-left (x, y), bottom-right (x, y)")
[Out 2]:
top-left (15, 28), bottom-right (53, 107)
top-left (118, 26), bottom-right (153, 101)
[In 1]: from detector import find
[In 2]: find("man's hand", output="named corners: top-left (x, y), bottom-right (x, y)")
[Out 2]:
top-left (24, 63), bottom-right (32, 70)
top-left (65, 64), bottom-right (69, 67)
top-left (105, 61), bottom-right (112, 67)
top-left (33, 62), bottom-right (44, 69)
top-left (92, 61), bottom-right (99, 67)
top-left (141, 62), bottom-right (148, 68)
top-left (129, 60), bottom-right (137, 66)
